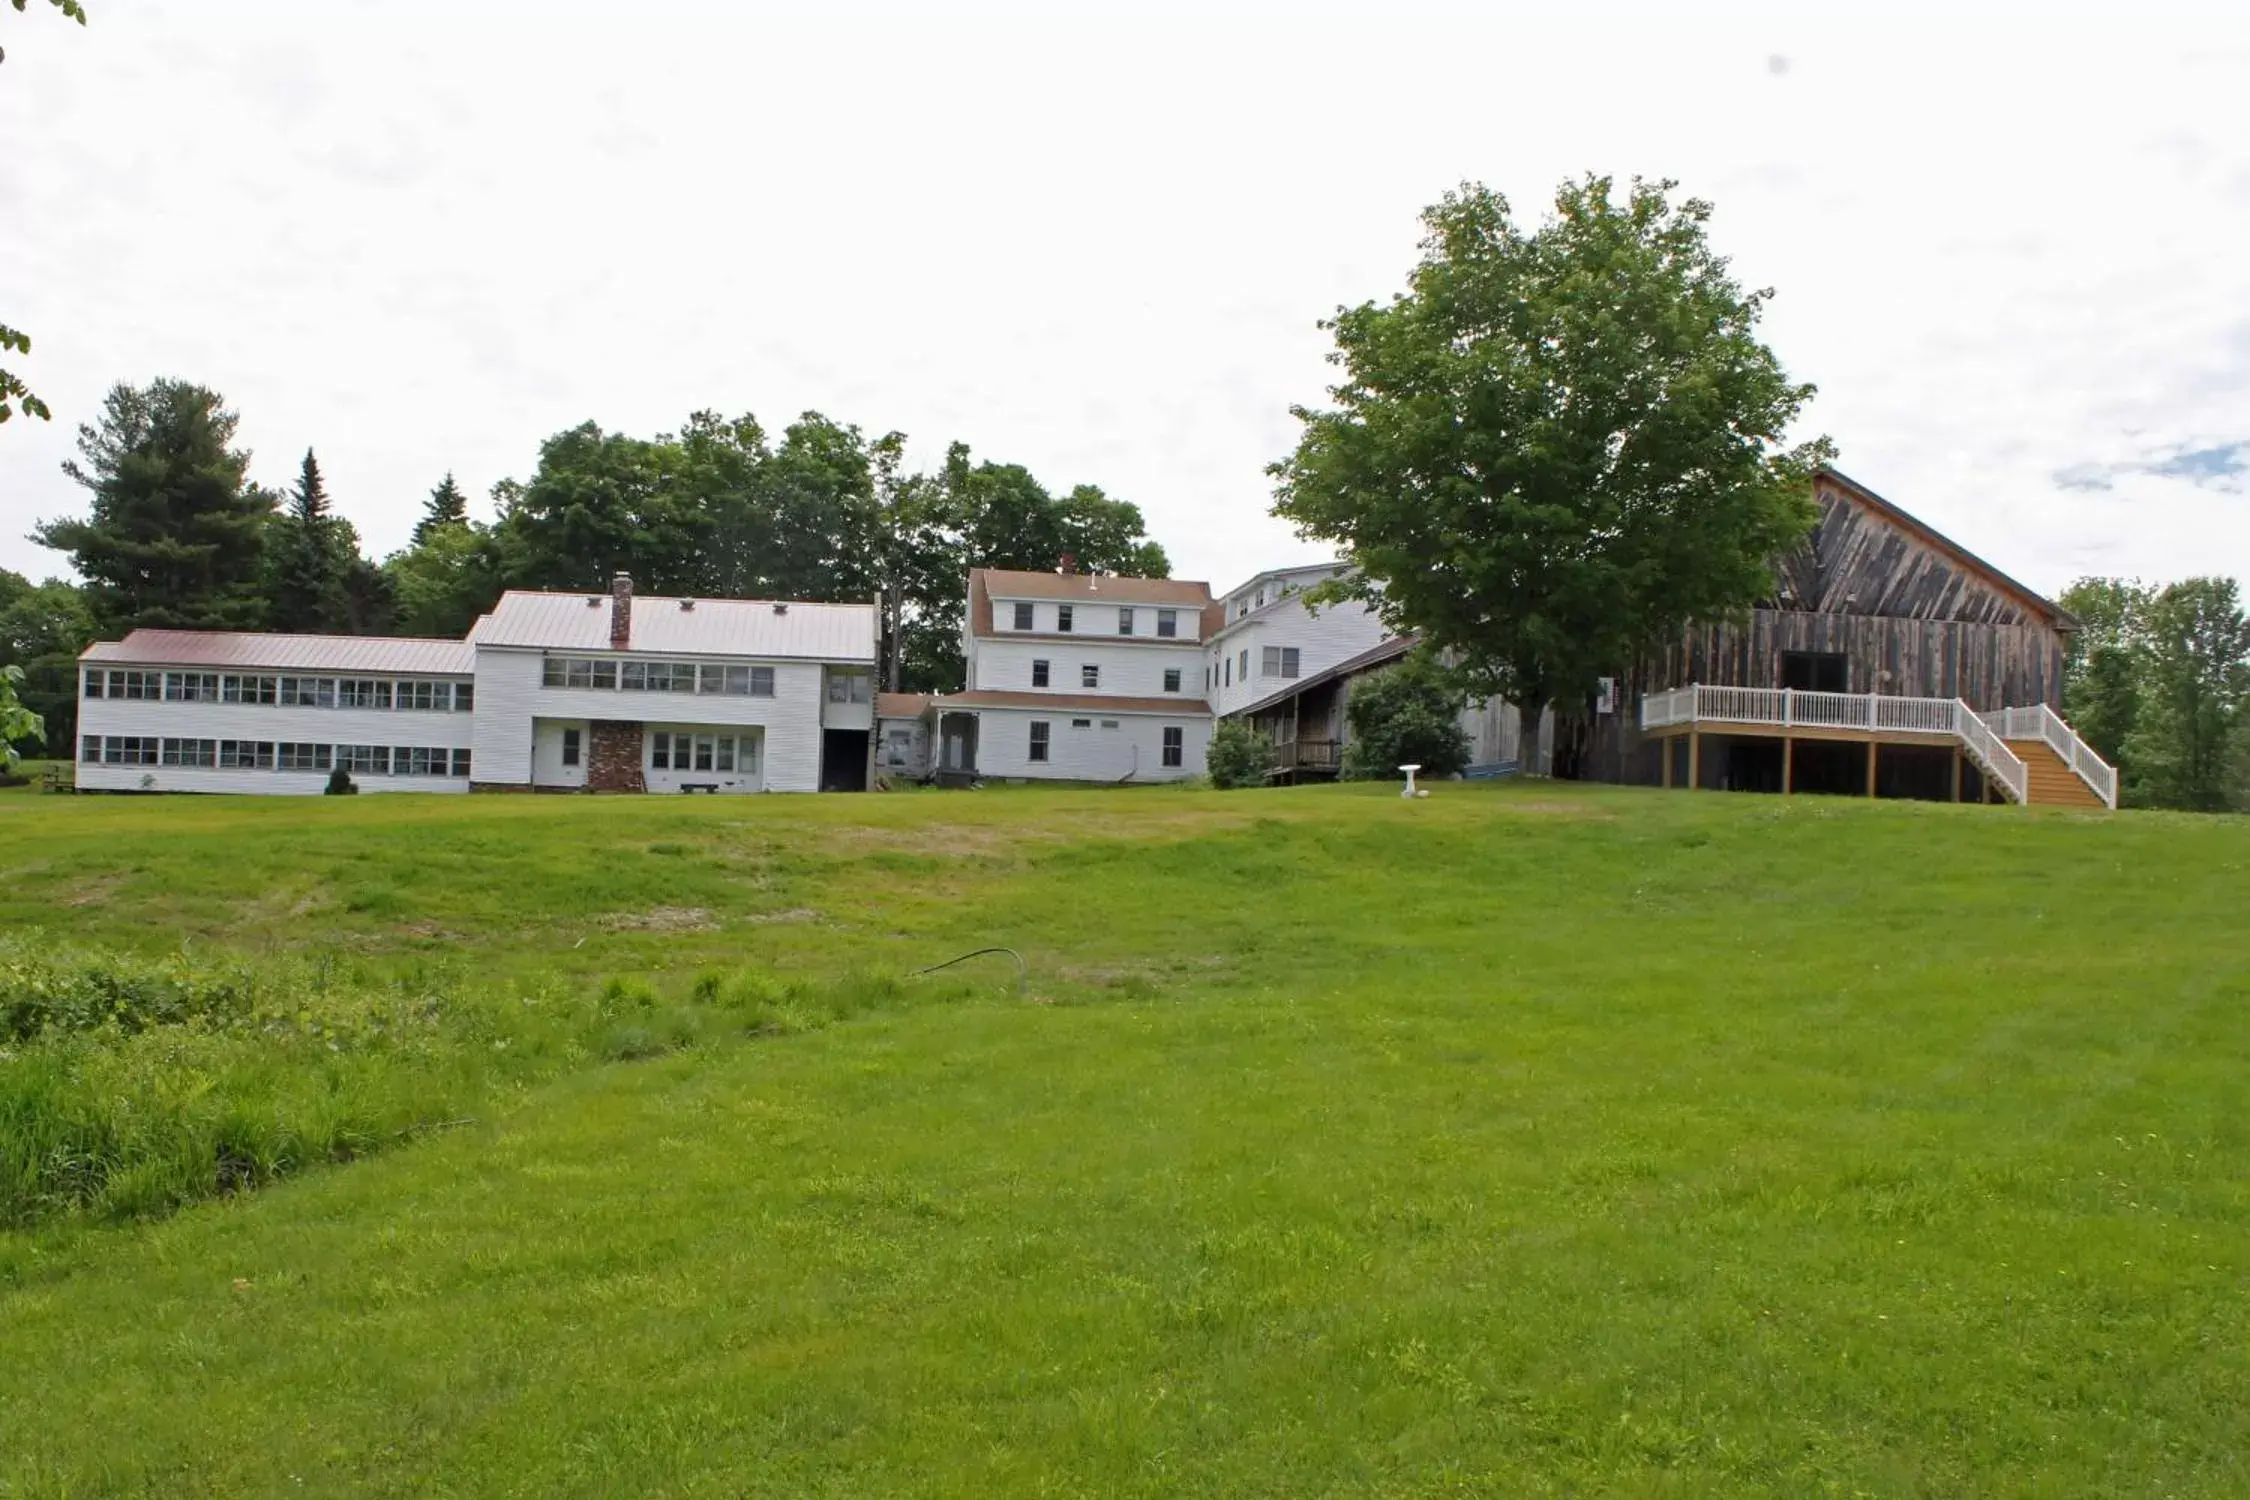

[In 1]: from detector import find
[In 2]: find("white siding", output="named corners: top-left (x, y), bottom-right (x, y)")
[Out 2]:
top-left (76, 693), bottom-right (474, 795)
top-left (1207, 595), bottom-right (1391, 717)
top-left (470, 648), bottom-right (831, 792)
top-left (969, 639), bottom-right (1202, 700)
top-left (986, 597), bottom-right (1203, 644)
top-left (820, 668), bottom-right (876, 731)
top-left (972, 708), bottom-right (1210, 783)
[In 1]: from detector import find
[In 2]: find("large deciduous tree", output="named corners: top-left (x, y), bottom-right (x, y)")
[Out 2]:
top-left (2123, 577), bottom-right (2249, 812)
top-left (1272, 176), bottom-right (1829, 740)
top-left (0, 568), bottom-right (94, 754)
top-left (2058, 577), bottom-right (2151, 766)
top-left (33, 379), bottom-right (276, 634)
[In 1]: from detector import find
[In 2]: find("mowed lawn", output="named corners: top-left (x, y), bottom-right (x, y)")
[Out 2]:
top-left (2, 781), bottom-right (2247, 1497)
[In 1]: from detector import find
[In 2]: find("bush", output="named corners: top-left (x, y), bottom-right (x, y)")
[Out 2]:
top-left (325, 766), bottom-right (359, 795)
top-left (1205, 720), bottom-right (1274, 790)
top-left (1342, 651), bottom-right (1472, 780)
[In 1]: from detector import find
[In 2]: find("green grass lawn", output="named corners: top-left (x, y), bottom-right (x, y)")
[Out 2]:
top-left (3, 781), bottom-right (2247, 1496)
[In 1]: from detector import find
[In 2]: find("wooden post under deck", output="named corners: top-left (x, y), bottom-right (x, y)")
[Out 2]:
top-left (1782, 735), bottom-right (1794, 795)
top-left (1687, 731), bottom-right (1701, 791)
top-left (1866, 741), bottom-right (1879, 798)
top-left (1951, 746), bottom-right (1963, 803)
top-left (1661, 738), bottom-right (1674, 788)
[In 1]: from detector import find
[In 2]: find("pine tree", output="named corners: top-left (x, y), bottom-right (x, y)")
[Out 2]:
top-left (414, 472), bottom-right (469, 544)
top-left (266, 448), bottom-right (351, 633)
top-left (33, 380), bottom-right (275, 635)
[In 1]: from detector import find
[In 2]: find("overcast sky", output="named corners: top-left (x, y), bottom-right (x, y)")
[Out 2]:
top-left (3, 0), bottom-right (2246, 600)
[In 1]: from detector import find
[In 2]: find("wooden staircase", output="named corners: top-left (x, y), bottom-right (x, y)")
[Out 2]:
top-left (2006, 739), bottom-right (2106, 808)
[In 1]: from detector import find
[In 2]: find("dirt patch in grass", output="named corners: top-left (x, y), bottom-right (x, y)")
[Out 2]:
top-left (744, 908), bottom-right (823, 926)
top-left (598, 906), bottom-right (720, 933)
top-left (62, 876), bottom-right (125, 908)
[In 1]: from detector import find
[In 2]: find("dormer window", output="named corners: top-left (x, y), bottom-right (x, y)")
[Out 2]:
top-left (1013, 601), bottom-right (1033, 630)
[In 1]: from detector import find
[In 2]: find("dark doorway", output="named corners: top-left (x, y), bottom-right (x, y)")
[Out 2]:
top-left (1876, 745), bottom-right (1957, 802)
top-left (1789, 739), bottom-right (1864, 796)
top-left (819, 729), bottom-right (869, 792)
top-left (1723, 739), bottom-right (1784, 792)
top-left (1781, 651), bottom-right (1849, 693)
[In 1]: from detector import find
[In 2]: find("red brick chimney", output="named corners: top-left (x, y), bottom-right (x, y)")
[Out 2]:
top-left (609, 573), bottom-right (632, 647)
top-left (1058, 552), bottom-right (1077, 576)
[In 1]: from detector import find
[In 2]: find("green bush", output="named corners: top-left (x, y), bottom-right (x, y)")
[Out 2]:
top-left (1342, 651), bottom-right (1472, 780)
top-left (1205, 720), bottom-right (1274, 789)
top-left (325, 766), bottom-right (359, 795)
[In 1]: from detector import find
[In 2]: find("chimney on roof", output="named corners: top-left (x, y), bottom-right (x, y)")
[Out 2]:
top-left (609, 573), bottom-right (632, 647)
top-left (1058, 552), bottom-right (1077, 576)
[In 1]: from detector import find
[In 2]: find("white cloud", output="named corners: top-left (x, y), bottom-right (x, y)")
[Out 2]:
top-left (3, 0), bottom-right (2248, 601)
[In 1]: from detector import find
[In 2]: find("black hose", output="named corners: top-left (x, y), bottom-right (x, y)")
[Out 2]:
top-left (910, 946), bottom-right (1026, 992)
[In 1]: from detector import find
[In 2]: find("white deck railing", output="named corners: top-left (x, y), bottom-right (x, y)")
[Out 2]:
top-left (1984, 704), bottom-right (2119, 809)
top-left (1640, 684), bottom-right (2032, 804)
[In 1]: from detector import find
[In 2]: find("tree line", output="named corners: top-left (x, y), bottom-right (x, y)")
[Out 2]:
top-left (2058, 576), bottom-right (2250, 812)
top-left (2, 377), bottom-right (1170, 757)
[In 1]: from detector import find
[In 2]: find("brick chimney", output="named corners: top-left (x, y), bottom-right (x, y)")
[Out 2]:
top-left (1058, 552), bottom-right (1077, 576)
top-left (609, 572), bottom-right (633, 647)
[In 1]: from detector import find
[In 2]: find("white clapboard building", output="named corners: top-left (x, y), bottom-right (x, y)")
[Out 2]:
top-left (923, 568), bottom-right (1216, 782)
top-left (74, 575), bottom-right (879, 795)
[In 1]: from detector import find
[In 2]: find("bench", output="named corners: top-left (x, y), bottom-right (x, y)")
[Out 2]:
top-left (679, 782), bottom-right (720, 794)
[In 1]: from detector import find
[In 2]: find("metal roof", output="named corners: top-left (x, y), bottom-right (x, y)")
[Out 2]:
top-left (471, 591), bottom-right (877, 661)
top-left (973, 568), bottom-right (1214, 607)
top-left (80, 629), bottom-right (476, 675)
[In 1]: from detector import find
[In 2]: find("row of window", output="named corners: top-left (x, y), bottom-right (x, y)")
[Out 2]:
top-left (85, 671), bottom-right (470, 711)
top-left (650, 731), bottom-right (759, 774)
top-left (1208, 646), bottom-right (1301, 692)
top-left (1027, 660), bottom-right (1186, 694)
top-left (81, 737), bottom-right (469, 776)
top-left (1006, 602), bottom-right (1182, 638)
top-left (1025, 722), bottom-right (1185, 767)
top-left (543, 659), bottom-right (875, 702)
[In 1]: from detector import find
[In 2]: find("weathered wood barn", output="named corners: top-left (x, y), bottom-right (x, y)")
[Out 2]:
top-left (1582, 467), bottom-right (2112, 808)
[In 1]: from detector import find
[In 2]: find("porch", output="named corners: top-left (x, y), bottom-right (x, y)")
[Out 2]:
top-left (1640, 686), bottom-right (2116, 808)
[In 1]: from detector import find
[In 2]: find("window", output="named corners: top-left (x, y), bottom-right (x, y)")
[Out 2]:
top-left (454, 683), bottom-right (473, 712)
top-left (164, 672), bottom-right (220, 702)
top-left (1013, 601), bottom-right (1034, 630)
top-left (693, 734), bottom-right (716, 772)
top-left (451, 749), bottom-right (473, 778)
top-left (105, 670), bottom-right (159, 701)
top-left (1028, 721), bottom-right (1050, 762)
top-left (223, 674), bottom-right (278, 705)
top-left (278, 677), bottom-right (336, 708)
top-left (394, 746), bottom-right (449, 776)
top-left (715, 737), bottom-right (736, 772)
top-left (1781, 651), bottom-right (1850, 693)
top-left (1118, 608), bottom-right (1135, 636)
top-left (1239, 649), bottom-right (1250, 682)
top-left (1081, 664), bottom-right (1100, 689)
top-left (650, 731), bottom-right (673, 770)
top-left (538, 661), bottom-right (615, 694)
top-left (1157, 609), bottom-right (1178, 638)
top-left (885, 728), bottom-right (913, 765)
top-left (337, 744), bottom-right (390, 774)
top-left (277, 743), bottom-right (332, 772)
top-left (1099, 719), bottom-right (1119, 730)
top-left (337, 678), bottom-right (393, 710)
top-left (1071, 718), bottom-right (1092, 730)
top-left (750, 666), bottom-right (775, 697)
top-left (80, 735), bottom-right (99, 763)
top-left (1223, 657), bottom-right (1232, 687)
top-left (161, 738), bottom-right (217, 768)
top-left (1162, 726), bottom-right (1184, 767)
top-left (1163, 668), bottom-right (1182, 693)
top-left (700, 664), bottom-right (754, 696)
top-left (1262, 646), bottom-right (1300, 679)
top-left (1057, 604), bottom-right (1074, 633)
top-left (219, 740), bottom-right (274, 770)
top-left (1031, 659), bottom-right (1050, 688)
top-left (83, 671), bottom-right (103, 700)
top-left (101, 735), bottom-right (160, 765)
top-left (828, 672), bottom-right (871, 704)
top-left (561, 728), bottom-right (582, 767)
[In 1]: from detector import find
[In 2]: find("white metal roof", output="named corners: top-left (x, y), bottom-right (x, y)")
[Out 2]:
top-left (80, 629), bottom-right (476, 675)
top-left (471, 591), bottom-right (877, 662)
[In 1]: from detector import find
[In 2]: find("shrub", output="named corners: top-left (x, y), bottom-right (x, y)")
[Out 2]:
top-left (1205, 720), bottom-right (1274, 790)
top-left (325, 766), bottom-right (359, 795)
top-left (1343, 651), bottom-right (1472, 780)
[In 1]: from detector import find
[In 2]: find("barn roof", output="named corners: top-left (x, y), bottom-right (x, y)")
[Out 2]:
top-left (1817, 467), bottom-right (2077, 630)
top-left (80, 629), bottom-right (476, 675)
top-left (471, 591), bottom-right (877, 661)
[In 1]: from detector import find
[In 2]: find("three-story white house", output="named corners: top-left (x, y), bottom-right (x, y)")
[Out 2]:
top-left (925, 568), bottom-right (1216, 782)
top-left (1202, 563), bottom-right (1392, 721)
top-left (73, 575), bottom-right (880, 795)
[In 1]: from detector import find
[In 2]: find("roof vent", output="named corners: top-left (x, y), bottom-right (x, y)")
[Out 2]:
top-left (679, 598), bottom-right (696, 612)
top-left (772, 602), bottom-right (789, 615)
top-left (585, 596), bottom-right (601, 608)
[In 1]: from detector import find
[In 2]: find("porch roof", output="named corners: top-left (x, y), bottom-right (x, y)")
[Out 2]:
top-left (1233, 635), bottom-right (1415, 719)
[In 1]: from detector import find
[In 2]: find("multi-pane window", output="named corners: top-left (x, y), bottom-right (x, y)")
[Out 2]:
top-left (699, 664), bottom-right (756, 696)
top-left (885, 729), bottom-right (913, 766)
top-left (82, 672), bottom-right (101, 700)
top-left (1028, 721), bottom-right (1051, 762)
top-left (394, 746), bottom-right (452, 776)
top-left (98, 670), bottom-right (160, 700)
top-left (1032, 659), bottom-right (1050, 688)
top-left (99, 736), bottom-right (161, 765)
top-left (337, 679), bottom-right (393, 709)
top-left (276, 677), bottom-right (337, 708)
top-left (454, 684), bottom-right (473, 712)
top-left (619, 661), bottom-right (702, 693)
top-left (1081, 664), bottom-right (1100, 688)
top-left (219, 740), bottom-right (274, 769)
top-left (1163, 669), bottom-right (1182, 693)
top-left (1071, 718), bottom-right (1092, 730)
top-left (1262, 646), bottom-right (1301, 679)
top-left (561, 728), bottom-right (582, 767)
top-left (1117, 608), bottom-right (1135, 636)
top-left (1157, 609), bottom-right (1178, 638)
top-left (337, 744), bottom-right (390, 774)
top-left (1239, 649), bottom-right (1250, 682)
top-left (1056, 604), bottom-right (1074, 633)
top-left (1099, 719), bottom-right (1119, 730)
top-left (160, 738), bottom-right (217, 767)
top-left (1012, 601), bottom-right (1034, 630)
top-left (164, 672), bottom-right (220, 702)
top-left (451, 749), bottom-right (472, 777)
top-left (750, 666), bottom-right (774, 697)
top-left (827, 672), bottom-right (871, 704)
top-left (223, 674), bottom-right (279, 705)
top-left (277, 743), bottom-right (332, 772)
top-left (1162, 726), bottom-right (1184, 767)
top-left (649, 732), bottom-right (750, 775)
top-left (540, 660), bottom-right (616, 693)
top-left (80, 735), bottom-right (99, 763)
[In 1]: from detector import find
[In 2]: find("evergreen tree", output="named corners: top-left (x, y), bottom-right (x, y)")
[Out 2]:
top-left (414, 472), bottom-right (469, 544)
top-left (33, 379), bottom-right (275, 635)
top-left (265, 448), bottom-right (354, 633)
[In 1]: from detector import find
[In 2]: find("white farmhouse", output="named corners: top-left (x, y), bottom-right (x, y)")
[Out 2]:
top-left (925, 568), bottom-right (1216, 782)
top-left (74, 575), bottom-right (879, 795)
